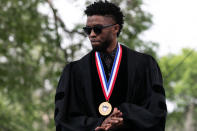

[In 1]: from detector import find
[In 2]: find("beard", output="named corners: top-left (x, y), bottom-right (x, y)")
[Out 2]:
top-left (91, 40), bottom-right (111, 52)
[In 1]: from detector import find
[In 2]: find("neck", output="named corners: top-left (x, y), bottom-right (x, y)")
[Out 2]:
top-left (106, 38), bottom-right (118, 53)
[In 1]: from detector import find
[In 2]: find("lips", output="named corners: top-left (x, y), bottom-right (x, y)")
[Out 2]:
top-left (90, 40), bottom-right (100, 42)
top-left (90, 39), bottom-right (101, 45)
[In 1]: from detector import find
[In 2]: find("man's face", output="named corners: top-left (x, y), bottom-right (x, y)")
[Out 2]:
top-left (85, 15), bottom-right (117, 52)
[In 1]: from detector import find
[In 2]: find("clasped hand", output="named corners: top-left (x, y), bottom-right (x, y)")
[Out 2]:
top-left (95, 108), bottom-right (123, 131)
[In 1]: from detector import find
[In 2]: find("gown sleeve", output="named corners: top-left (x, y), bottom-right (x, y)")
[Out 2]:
top-left (119, 56), bottom-right (167, 131)
top-left (54, 62), bottom-right (103, 131)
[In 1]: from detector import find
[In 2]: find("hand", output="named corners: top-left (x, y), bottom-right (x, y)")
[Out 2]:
top-left (95, 108), bottom-right (123, 131)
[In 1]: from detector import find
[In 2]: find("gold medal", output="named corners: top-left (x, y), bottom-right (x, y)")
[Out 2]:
top-left (98, 101), bottom-right (112, 116)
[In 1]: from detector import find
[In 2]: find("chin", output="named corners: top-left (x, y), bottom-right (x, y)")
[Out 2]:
top-left (92, 45), bottom-right (103, 52)
top-left (91, 41), bottom-right (110, 52)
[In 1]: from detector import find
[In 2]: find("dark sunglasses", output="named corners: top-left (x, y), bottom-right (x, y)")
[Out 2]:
top-left (83, 24), bottom-right (116, 35)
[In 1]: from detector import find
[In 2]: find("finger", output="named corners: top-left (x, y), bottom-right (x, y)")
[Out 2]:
top-left (105, 115), bottom-right (123, 124)
top-left (113, 111), bottom-right (123, 117)
top-left (106, 119), bottom-right (123, 130)
top-left (102, 117), bottom-right (111, 125)
top-left (111, 117), bottom-right (123, 122)
top-left (113, 107), bottom-right (120, 113)
top-left (111, 108), bottom-right (121, 117)
top-left (107, 118), bottom-right (121, 125)
top-left (100, 121), bottom-right (112, 128)
top-left (107, 117), bottom-right (123, 127)
top-left (101, 123), bottom-right (112, 131)
top-left (112, 108), bottom-right (122, 116)
top-left (95, 126), bottom-right (105, 131)
top-left (116, 118), bottom-right (123, 125)
top-left (111, 109), bottom-right (118, 115)
top-left (102, 123), bottom-right (111, 127)
top-left (114, 107), bottom-right (118, 111)
top-left (104, 124), bottom-right (113, 131)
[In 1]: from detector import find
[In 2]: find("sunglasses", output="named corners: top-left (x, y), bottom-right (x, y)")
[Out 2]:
top-left (83, 24), bottom-right (116, 35)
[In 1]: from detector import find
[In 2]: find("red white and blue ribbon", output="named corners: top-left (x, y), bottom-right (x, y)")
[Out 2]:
top-left (95, 44), bottom-right (122, 101)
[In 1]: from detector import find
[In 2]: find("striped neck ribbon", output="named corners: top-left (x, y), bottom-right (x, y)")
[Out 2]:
top-left (95, 44), bottom-right (122, 101)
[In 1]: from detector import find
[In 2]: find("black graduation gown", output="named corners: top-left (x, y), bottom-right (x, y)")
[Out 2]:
top-left (55, 45), bottom-right (167, 131)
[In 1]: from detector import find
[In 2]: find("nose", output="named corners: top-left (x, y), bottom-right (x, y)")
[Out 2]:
top-left (89, 29), bottom-right (96, 37)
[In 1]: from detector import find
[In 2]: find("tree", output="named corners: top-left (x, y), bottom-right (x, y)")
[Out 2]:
top-left (159, 48), bottom-right (197, 131)
top-left (0, 0), bottom-right (62, 130)
top-left (0, 0), bottom-right (156, 130)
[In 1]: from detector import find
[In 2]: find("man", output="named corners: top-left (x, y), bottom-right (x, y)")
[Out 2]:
top-left (55, 1), bottom-right (167, 131)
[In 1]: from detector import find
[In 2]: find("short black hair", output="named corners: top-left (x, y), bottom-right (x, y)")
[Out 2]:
top-left (84, 0), bottom-right (124, 36)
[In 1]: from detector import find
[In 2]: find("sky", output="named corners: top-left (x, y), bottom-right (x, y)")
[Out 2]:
top-left (47, 0), bottom-right (197, 57)
top-left (141, 0), bottom-right (197, 56)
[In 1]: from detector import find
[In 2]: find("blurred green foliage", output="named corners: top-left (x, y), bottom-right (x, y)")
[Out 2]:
top-left (0, 0), bottom-right (63, 130)
top-left (160, 49), bottom-right (197, 131)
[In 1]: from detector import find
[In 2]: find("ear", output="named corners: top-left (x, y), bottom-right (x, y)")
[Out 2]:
top-left (113, 24), bottom-right (120, 35)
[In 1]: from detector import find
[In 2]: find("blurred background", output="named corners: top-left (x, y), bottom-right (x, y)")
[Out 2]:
top-left (0, 0), bottom-right (197, 130)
